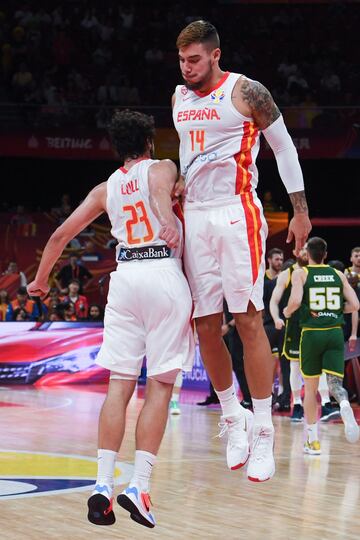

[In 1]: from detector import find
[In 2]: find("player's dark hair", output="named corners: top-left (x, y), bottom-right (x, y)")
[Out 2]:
top-left (108, 109), bottom-right (155, 163)
top-left (176, 20), bottom-right (220, 50)
top-left (306, 237), bottom-right (327, 264)
top-left (328, 260), bottom-right (345, 272)
top-left (267, 248), bottom-right (284, 259)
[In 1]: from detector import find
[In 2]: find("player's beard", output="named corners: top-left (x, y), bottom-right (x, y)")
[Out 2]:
top-left (183, 60), bottom-right (213, 91)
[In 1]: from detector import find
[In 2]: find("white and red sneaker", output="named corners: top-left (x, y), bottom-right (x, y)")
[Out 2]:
top-left (247, 424), bottom-right (275, 482)
top-left (117, 485), bottom-right (155, 528)
top-left (217, 409), bottom-right (254, 470)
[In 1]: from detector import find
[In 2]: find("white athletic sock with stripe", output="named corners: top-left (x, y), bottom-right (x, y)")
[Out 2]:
top-left (252, 396), bottom-right (273, 427)
top-left (129, 450), bottom-right (156, 493)
top-left (216, 384), bottom-right (244, 420)
top-left (92, 448), bottom-right (117, 500)
top-left (319, 372), bottom-right (330, 405)
top-left (306, 423), bottom-right (319, 443)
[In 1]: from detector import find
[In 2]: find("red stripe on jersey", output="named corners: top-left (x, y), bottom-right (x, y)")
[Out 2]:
top-left (234, 122), bottom-right (258, 195)
top-left (193, 71), bottom-right (230, 98)
top-left (240, 191), bottom-right (263, 284)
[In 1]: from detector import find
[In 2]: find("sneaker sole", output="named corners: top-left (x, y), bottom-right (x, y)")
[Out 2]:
top-left (230, 453), bottom-right (250, 471)
top-left (290, 418), bottom-right (303, 423)
top-left (304, 448), bottom-right (321, 455)
top-left (117, 494), bottom-right (155, 529)
top-left (341, 406), bottom-right (360, 443)
top-left (320, 411), bottom-right (341, 423)
top-left (248, 469), bottom-right (275, 483)
top-left (87, 494), bottom-right (115, 526)
top-left (170, 410), bottom-right (181, 415)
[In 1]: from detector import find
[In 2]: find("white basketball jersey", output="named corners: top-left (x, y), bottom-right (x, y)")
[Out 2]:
top-left (106, 159), bottom-right (183, 261)
top-left (173, 72), bottom-right (261, 203)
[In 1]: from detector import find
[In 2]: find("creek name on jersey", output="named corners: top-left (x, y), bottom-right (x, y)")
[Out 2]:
top-left (176, 108), bottom-right (221, 123)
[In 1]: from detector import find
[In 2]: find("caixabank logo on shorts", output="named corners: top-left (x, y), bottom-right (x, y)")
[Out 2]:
top-left (0, 450), bottom-right (133, 499)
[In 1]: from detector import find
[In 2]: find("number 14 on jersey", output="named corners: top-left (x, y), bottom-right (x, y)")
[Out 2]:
top-left (189, 130), bottom-right (205, 152)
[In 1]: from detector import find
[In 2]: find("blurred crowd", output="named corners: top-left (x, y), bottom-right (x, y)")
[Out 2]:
top-left (0, 1), bottom-right (359, 128)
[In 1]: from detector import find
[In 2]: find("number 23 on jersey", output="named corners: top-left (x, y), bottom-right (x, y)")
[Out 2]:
top-left (123, 201), bottom-right (154, 245)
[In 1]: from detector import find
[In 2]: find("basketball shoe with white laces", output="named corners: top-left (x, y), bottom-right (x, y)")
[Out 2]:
top-left (340, 403), bottom-right (360, 443)
top-left (217, 408), bottom-right (254, 470)
top-left (247, 424), bottom-right (275, 482)
top-left (117, 485), bottom-right (155, 528)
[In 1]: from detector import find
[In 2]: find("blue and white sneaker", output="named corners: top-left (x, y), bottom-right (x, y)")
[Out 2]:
top-left (117, 485), bottom-right (156, 528)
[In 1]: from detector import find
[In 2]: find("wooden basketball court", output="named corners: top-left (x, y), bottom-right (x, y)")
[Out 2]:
top-left (1, 384), bottom-right (359, 540)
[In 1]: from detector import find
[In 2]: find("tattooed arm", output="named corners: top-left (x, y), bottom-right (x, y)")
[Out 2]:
top-left (235, 77), bottom-right (312, 255)
top-left (238, 78), bottom-right (280, 129)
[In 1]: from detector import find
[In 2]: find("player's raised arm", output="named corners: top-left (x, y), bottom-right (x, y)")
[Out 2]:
top-left (27, 182), bottom-right (107, 297)
top-left (239, 77), bottom-right (312, 256)
top-left (148, 160), bottom-right (180, 249)
top-left (283, 268), bottom-right (306, 318)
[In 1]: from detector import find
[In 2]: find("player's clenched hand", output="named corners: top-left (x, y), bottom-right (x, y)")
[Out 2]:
top-left (159, 223), bottom-right (180, 249)
top-left (275, 318), bottom-right (285, 330)
top-left (283, 307), bottom-right (291, 319)
top-left (27, 280), bottom-right (50, 300)
top-left (349, 335), bottom-right (357, 353)
top-left (287, 213), bottom-right (312, 256)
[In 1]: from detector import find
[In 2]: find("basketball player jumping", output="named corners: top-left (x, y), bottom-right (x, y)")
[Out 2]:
top-left (173, 20), bottom-right (312, 482)
top-left (27, 110), bottom-right (195, 529)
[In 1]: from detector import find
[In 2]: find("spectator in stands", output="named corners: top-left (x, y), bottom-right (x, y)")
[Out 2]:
top-left (10, 204), bottom-right (31, 225)
top-left (12, 62), bottom-right (33, 101)
top-left (62, 301), bottom-right (77, 321)
top-left (87, 304), bottom-right (104, 322)
top-left (5, 286), bottom-right (46, 321)
top-left (63, 279), bottom-right (88, 319)
top-left (51, 193), bottom-right (72, 221)
top-left (262, 191), bottom-right (282, 213)
top-left (12, 307), bottom-right (30, 321)
top-left (44, 287), bottom-right (64, 311)
top-left (0, 289), bottom-right (10, 321)
top-left (3, 261), bottom-right (27, 287)
top-left (81, 240), bottom-right (102, 262)
top-left (55, 255), bottom-right (92, 293)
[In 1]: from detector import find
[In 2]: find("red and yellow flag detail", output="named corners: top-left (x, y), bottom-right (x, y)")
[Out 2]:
top-left (241, 191), bottom-right (263, 284)
top-left (234, 122), bottom-right (258, 195)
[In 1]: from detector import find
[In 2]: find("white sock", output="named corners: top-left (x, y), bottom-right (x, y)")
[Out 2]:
top-left (92, 448), bottom-right (117, 500)
top-left (293, 395), bottom-right (302, 405)
top-left (340, 399), bottom-right (350, 410)
top-left (252, 396), bottom-right (273, 427)
top-left (171, 392), bottom-right (179, 403)
top-left (130, 450), bottom-right (156, 493)
top-left (215, 383), bottom-right (243, 419)
top-left (290, 362), bottom-right (303, 393)
top-left (306, 423), bottom-right (318, 443)
top-left (318, 373), bottom-right (330, 405)
top-left (278, 383), bottom-right (284, 395)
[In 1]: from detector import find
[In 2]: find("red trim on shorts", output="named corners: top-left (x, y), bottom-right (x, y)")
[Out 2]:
top-left (193, 72), bottom-right (230, 97)
top-left (240, 192), bottom-right (263, 284)
top-left (234, 122), bottom-right (258, 195)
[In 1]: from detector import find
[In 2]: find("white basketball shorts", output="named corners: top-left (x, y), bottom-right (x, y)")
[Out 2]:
top-left (183, 194), bottom-right (268, 318)
top-left (96, 258), bottom-right (195, 377)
